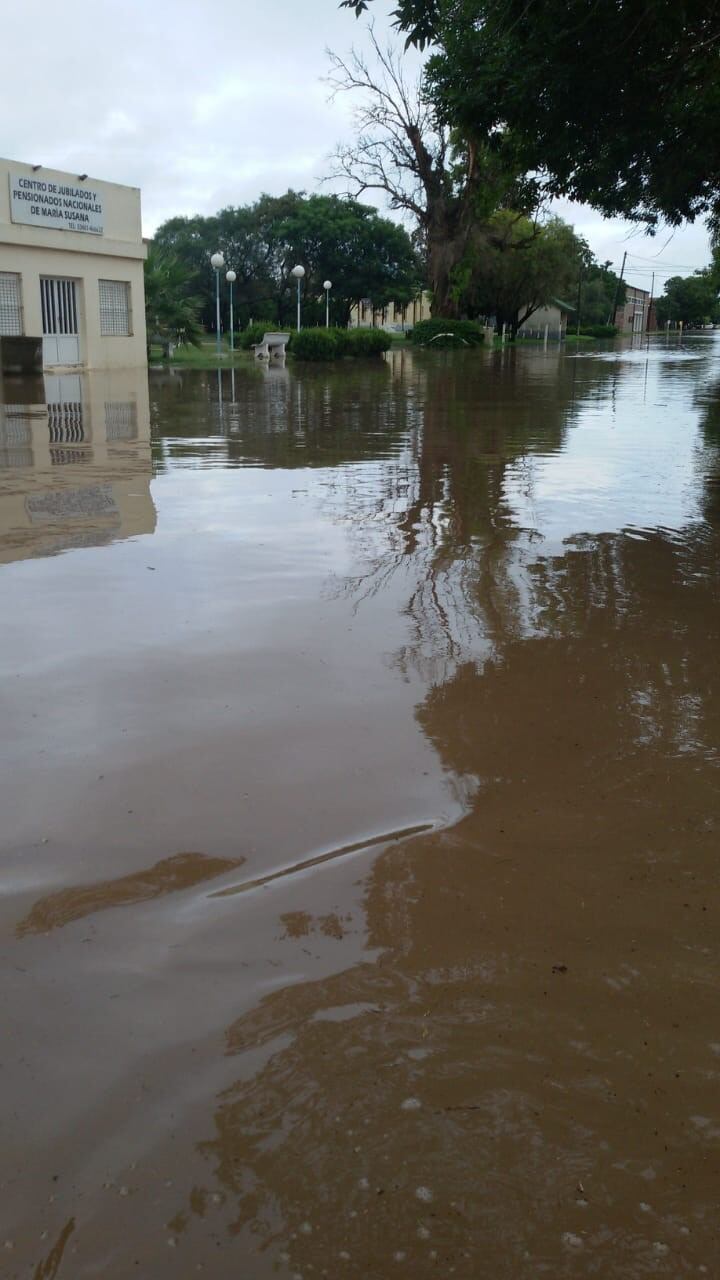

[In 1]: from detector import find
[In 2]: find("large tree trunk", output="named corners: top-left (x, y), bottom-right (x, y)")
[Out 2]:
top-left (426, 195), bottom-right (478, 318)
top-left (427, 232), bottom-right (462, 318)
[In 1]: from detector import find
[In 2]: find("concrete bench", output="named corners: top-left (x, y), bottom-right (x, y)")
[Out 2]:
top-left (252, 332), bottom-right (290, 360)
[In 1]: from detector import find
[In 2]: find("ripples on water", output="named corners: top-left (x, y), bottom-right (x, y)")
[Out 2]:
top-left (1, 337), bottom-right (719, 1277)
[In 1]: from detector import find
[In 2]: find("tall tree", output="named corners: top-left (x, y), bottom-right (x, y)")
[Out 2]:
top-left (655, 273), bottom-right (719, 327)
top-left (327, 28), bottom-right (535, 316)
top-left (152, 213), bottom-right (221, 328)
top-left (268, 192), bottom-right (422, 325)
top-left (341, 0), bottom-right (720, 228)
top-left (144, 244), bottom-right (203, 351)
top-left (152, 192), bottom-right (420, 330)
top-left (578, 262), bottom-right (626, 329)
top-left (464, 212), bottom-right (587, 337)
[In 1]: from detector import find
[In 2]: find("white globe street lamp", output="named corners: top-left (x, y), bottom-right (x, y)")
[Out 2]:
top-left (226, 269), bottom-right (237, 353)
top-left (291, 264), bottom-right (305, 332)
top-left (210, 252), bottom-right (225, 355)
top-left (323, 280), bottom-right (332, 329)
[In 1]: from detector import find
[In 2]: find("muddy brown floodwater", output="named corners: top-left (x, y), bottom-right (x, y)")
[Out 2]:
top-left (1, 341), bottom-right (719, 1278)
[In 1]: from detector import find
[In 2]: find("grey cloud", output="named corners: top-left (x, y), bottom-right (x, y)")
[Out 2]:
top-left (3, 0), bottom-right (710, 273)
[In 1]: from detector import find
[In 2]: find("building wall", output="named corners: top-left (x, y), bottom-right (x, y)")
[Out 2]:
top-left (616, 286), bottom-right (650, 334)
top-left (517, 305), bottom-right (567, 339)
top-left (0, 157), bottom-right (147, 369)
top-left (349, 290), bottom-right (433, 329)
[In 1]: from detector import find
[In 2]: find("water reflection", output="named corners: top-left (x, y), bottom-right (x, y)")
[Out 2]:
top-left (0, 367), bottom-right (155, 562)
top-left (187, 446), bottom-right (718, 1279)
top-left (2, 339), bottom-right (720, 1277)
top-left (180, 341), bottom-right (719, 1276)
top-left (95, 341), bottom-right (716, 1277)
top-left (694, 369), bottom-right (720, 523)
top-left (151, 358), bottom-right (420, 471)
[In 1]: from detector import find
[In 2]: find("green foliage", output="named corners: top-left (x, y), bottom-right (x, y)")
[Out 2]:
top-left (341, 0), bottom-right (720, 228)
top-left (292, 329), bottom-right (341, 360)
top-left (153, 193), bottom-right (420, 333)
top-left (465, 212), bottom-right (585, 336)
top-left (271, 194), bottom-right (422, 326)
top-left (143, 245), bottom-right (203, 350)
top-left (291, 327), bottom-right (392, 360)
top-left (327, 33), bottom-right (538, 319)
top-left (655, 273), bottom-right (720, 328)
top-left (709, 240), bottom-right (720, 293)
top-left (409, 318), bottom-right (485, 347)
top-left (579, 324), bottom-right (618, 339)
top-left (578, 264), bottom-right (626, 328)
top-left (344, 327), bottom-right (392, 356)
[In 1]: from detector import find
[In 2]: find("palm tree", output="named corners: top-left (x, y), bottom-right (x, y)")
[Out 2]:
top-left (144, 244), bottom-right (204, 356)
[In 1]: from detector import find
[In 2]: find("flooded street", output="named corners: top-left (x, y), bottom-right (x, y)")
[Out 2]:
top-left (1, 340), bottom-right (719, 1277)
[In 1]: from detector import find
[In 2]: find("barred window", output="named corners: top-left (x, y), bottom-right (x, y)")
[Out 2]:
top-left (105, 401), bottom-right (137, 440)
top-left (0, 272), bottom-right (23, 336)
top-left (99, 280), bottom-right (131, 336)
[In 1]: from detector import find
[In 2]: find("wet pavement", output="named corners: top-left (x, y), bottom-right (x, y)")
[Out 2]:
top-left (0, 339), bottom-right (718, 1277)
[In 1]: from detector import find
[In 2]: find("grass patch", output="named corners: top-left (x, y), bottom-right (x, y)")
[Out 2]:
top-left (148, 339), bottom-right (253, 368)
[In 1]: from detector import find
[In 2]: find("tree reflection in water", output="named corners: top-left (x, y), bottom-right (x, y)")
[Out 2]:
top-left (160, 344), bottom-right (720, 1277)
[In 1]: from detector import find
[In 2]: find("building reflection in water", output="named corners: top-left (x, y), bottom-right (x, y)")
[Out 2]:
top-left (0, 366), bottom-right (155, 563)
top-left (6, 340), bottom-right (720, 1276)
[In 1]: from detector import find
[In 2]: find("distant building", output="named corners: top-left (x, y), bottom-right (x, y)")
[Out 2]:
top-left (0, 157), bottom-right (147, 372)
top-left (349, 290), bottom-right (432, 330)
top-left (517, 299), bottom-right (576, 340)
top-left (615, 284), bottom-right (650, 334)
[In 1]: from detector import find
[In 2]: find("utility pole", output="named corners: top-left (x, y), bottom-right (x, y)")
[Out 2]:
top-left (647, 271), bottom-right (655, 333)
top-left (608, 250), bottom-right (627, 327)
top-left (576, 262), bottom-right (583, 335)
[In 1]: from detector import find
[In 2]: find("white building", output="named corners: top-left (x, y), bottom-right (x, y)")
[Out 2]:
top-left (349, 290), bottom-right (433, 331)
top-left (517, 299), bottom-right (576, 341)
top-left (0, 157), bottom-right (147, 371)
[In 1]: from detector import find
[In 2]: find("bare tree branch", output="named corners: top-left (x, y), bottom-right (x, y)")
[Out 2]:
top-left (323, 23), bottom-right (527, 316)
top-left (325, 26), bottom-right (449, 231)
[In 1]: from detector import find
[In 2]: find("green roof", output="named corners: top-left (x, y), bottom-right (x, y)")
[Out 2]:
top-left (552, 297), bottom-right (576, 312)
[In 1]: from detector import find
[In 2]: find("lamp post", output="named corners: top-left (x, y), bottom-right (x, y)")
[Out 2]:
top-left (291, 264), bottom-right (305, 332)
top-left (226, 270), bottom-right (236, 353)
top-left (210, 252), bottom-right (225, 355)
top-left (323, 280), bottom-right (332, 329)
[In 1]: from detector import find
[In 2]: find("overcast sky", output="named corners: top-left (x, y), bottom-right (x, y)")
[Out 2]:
top-left (3, 0), bottom-right (711, 294)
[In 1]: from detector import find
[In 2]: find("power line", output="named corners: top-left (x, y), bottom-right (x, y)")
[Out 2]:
top-left (624, 251), bottom-right (708, 270)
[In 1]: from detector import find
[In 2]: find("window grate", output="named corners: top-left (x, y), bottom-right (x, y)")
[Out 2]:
top-left (47, 402), bottom-right (84, 441)
top-left (99, 280), bottom-right (131, 336)
top-left (105, 401), bottom-right (137, 439)
top-left (0, 272), bottom-right (23, 336)
top-left (40, 278), bottom-right (78, 335)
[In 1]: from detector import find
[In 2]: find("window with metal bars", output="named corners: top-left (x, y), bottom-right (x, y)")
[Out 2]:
top-left (99, 280), bottom-right (131, 336)
top-left (105, 401), bottom-right (137, 440)
top-left (0, 272), bottom-right (23, 336)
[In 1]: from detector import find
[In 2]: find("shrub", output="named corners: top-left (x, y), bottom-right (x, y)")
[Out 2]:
top-left (409, 318), bottom-right (485, 347)
top-left (331, 327), bottom-right (352, 355)
top-left (292, 328), bottom-right (341, 360)
top-left (289, 328), bottom-right (391, 360)
top-left (344, 327), bottom-right (392, 356)
top-left (579, 323), bottom-right (618, 338)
